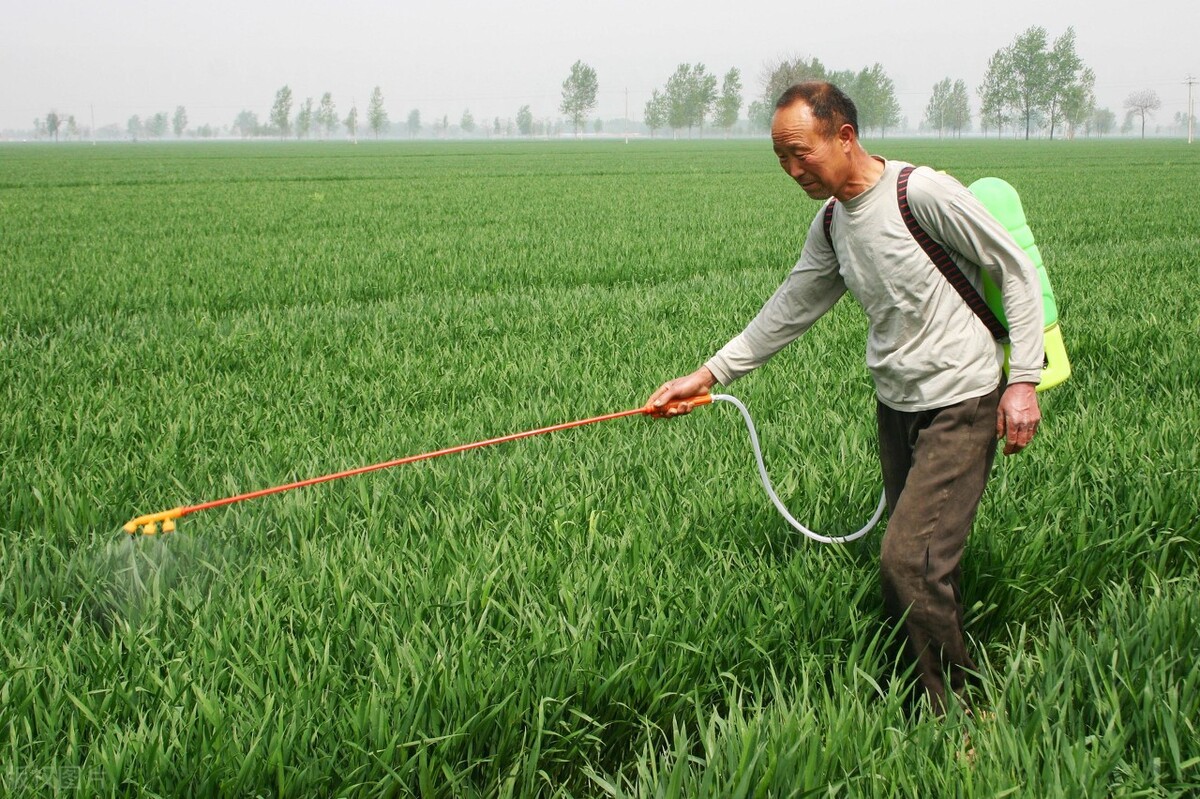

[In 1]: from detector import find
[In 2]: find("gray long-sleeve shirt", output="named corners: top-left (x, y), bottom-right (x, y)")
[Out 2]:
top-left (705, 159), bottom-right (1045, 412)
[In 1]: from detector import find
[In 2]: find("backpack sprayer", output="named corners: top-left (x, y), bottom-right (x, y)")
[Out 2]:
top-left (122, 393), bottom-right (886, 545)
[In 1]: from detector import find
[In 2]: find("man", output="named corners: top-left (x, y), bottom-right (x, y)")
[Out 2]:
top-left (647, 81), bottom-right (1044, 714)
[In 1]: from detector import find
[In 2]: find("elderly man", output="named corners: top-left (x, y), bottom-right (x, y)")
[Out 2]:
top-left (648, 81), bottom-right (1044, 714)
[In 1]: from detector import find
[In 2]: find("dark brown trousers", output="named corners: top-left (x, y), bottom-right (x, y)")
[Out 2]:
top-left (876, 385), bottom-right (1001, 714)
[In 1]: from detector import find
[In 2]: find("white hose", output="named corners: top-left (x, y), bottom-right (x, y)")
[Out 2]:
top-left (710, 394), bottom-right (887, 544)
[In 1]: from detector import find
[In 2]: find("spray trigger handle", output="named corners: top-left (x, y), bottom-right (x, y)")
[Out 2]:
top-left (644, 393), bottom-right (713, 418)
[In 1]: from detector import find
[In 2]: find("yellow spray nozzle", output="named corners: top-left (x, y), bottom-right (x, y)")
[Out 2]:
top-left (123, 507), bottom-right (185, 536)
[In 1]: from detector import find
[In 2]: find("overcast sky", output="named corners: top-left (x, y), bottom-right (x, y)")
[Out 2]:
top-left (2, 0), bottom-right (1195, 133)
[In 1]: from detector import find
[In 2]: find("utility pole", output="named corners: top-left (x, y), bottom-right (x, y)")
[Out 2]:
top-left (624, 87), bottom-right (629, 144)
top-left (1186, 75), bottom-right (1196, 144)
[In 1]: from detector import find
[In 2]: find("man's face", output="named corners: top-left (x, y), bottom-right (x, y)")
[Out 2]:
top-left (771, 102), bottom-right (846, 200)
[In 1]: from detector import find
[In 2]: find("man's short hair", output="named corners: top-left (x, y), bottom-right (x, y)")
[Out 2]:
top-left (774, 82), bottom-right (859, 137)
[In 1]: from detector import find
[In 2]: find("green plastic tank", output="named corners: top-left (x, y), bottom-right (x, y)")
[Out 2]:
top-left (969, 176), bottom-right (1071, 392)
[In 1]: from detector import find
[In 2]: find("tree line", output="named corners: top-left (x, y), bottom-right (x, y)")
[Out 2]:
top-left (32, 28), bottom-right (1186, 142)
top-left (636, 64), bottom-right (742, 138)
top-left (965, 25), bottom-right (1168, 140)
top-left (748, 57), bottom-right (904, 136)
top-left (976, 26), bottom-right (1095, 139)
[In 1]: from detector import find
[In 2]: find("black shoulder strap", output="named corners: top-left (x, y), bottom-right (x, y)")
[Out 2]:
top-left (896, 166), bottom-right (1008, 341)
top-left (822, 199), bottom-right (836, 248)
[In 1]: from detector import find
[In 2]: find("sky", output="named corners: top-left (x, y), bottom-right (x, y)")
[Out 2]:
top-left (2, 0), bottom-right (1196, 134)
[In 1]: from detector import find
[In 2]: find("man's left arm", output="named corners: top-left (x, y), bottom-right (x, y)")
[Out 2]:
top-left (910, 171), bottom-right (1044, 454)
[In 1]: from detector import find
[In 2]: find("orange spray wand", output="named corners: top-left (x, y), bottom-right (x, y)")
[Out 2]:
top-left (123, 394), bottom-right (712, 535)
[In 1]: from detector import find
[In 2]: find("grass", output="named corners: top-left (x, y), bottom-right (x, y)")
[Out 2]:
top-left (1, 138), bottom-right (1197, 797)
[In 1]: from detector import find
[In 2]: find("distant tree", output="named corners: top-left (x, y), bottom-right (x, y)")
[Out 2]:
top-left (493, 116), bottom-right (501, 135)
top-left (1006, 26), bottom-right (1051, 139)
top-left (172, 105), bottom-right (188, 137)
top-left (460, 108), bottom-right (475, 134)
top-left (925, 78), bottom-right (954, 138)
top-left (1060, 68), bottom-right (1095, 139)
top-left (978, 47), bottom-right (1017, 137)
top-left (747, 100), bottom-right (771, 133)
top-left (560, 60), bottom-right (599, 136)
top-left (947, 79), bottom-right (971, 136)
top-left (233, 110), bottom-right (258, 138)
top-left (925, 78), bottom-right (969, 137)
top-left (715, 68), bottom-right (742, 137)
top-left (664, 63), bottom-right (717, 137)
top-left (295, 97), bottom-right (314, 139)
top-left (593, 119), bottom-right (603, 134)
top-left (665, 65), bottom-right (693, 135)
top-left (1091, 107), bottom-right (1116, 137)
top-left (827, 67), bottom-right (858, 103)
top-left (1172, 110), bottom-right (1197, 136)
top-left (516, 104), bottom-right (533, 136)
top-left (66, 115), bottom-right (79, 140)
top-left (147, 112), bottom-right (169, 138)
top-left (1124, 89), bottom-right (1161, 139)
top-left (344, 105), bottom-right (359, 141)
top-left (692, 65), bottom-right (718, 134)
top-left (441, 115), bottom-right (449, 135)
top-left (760, 55), bottom-right (827, 107)
top-left (1044, 28), bottom-right (1082, 139)
top-left (317, 93), bottom-right (337, 138)
top-left (270, 85), bottom-right (293, 139)
top-left (643, 89), bottom-right (668, 137)
top-left (406, 108), bottom-right (421, 138)
top-left (45, 111), bottom-right (62, 141)
top-left (367, 86), bottom-right (388, 138)
top-left (854, 63), bottom-right (900, 136)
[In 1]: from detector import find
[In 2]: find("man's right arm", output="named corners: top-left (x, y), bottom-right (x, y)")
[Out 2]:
top-left (650, 212), bottom-right (846, 410)
top-left (704, 211), bottom-right (847, 385)
top-left (704, 258), bottom-right (846, 385)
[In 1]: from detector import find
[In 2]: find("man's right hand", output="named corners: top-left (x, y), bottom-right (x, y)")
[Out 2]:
top-left (646, 366), bottom-right (717, 417)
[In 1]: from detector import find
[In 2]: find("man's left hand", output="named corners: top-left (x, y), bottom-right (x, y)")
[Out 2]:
top-left (996, 382), bottom-right (1040, 456)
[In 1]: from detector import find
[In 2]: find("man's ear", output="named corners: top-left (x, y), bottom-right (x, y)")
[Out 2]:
top-left (837, 122), bottom-right (856, 150)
